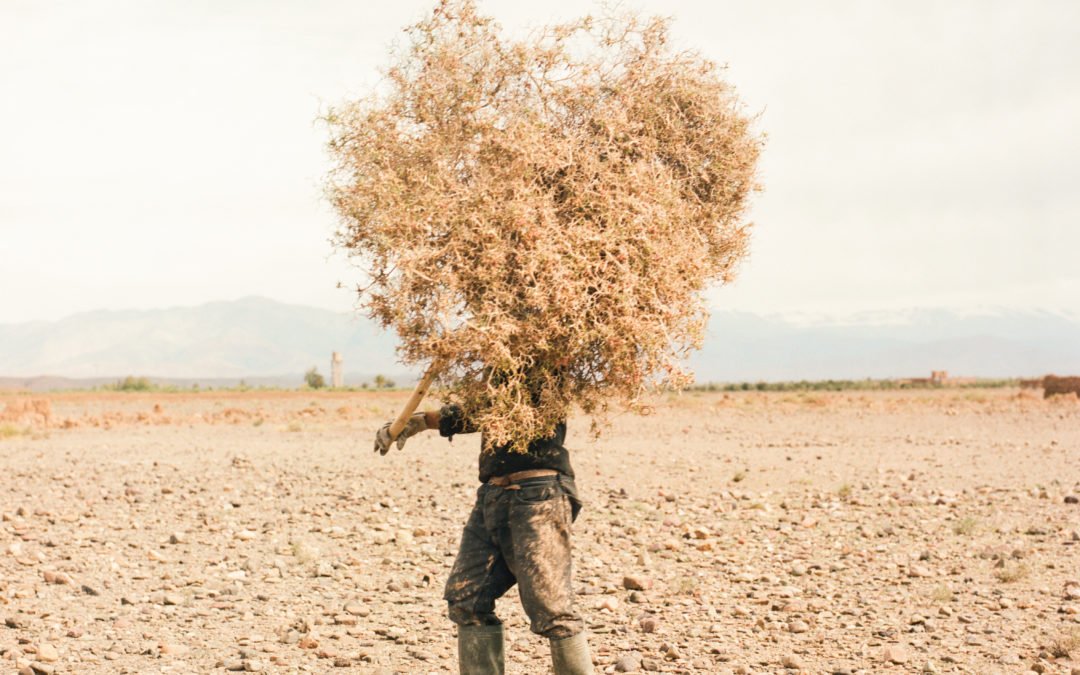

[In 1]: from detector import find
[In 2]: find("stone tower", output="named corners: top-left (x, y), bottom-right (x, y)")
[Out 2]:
top-left (331, 351), bottom-right (344, 388)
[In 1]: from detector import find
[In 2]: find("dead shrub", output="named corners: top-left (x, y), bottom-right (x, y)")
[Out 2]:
top-left (324, 0), bottom-right (762, 450)
top-left (1043, 374), bottom-right (1080, 398)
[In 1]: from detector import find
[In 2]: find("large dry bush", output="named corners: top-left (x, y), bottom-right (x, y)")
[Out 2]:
top-left (1043, 375), bottom-right (1080, 399)
top-left (324, 0), bottom-right (762, 450)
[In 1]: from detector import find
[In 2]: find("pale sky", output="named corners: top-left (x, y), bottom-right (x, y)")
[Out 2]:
top-left (2, 0), bottom-right (1078, 323)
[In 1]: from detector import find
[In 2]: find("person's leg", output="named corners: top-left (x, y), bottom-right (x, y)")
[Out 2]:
top-left (444, 486), bottom-right (516, 674)
top-left (501, 477), bottom-right (593, 674)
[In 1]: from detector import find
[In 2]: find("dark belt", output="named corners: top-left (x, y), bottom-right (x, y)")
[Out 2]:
top-left (488, 469), bottom-right (558, 490)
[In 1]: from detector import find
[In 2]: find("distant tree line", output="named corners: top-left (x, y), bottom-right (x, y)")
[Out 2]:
top-left (688, 378), bottom-right (1020, 392)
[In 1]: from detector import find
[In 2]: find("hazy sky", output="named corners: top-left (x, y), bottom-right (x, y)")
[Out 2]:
top-left (2, 0), bottom-right (1077, 323)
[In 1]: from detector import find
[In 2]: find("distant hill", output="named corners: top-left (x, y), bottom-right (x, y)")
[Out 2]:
top-left (1, 298), bottom-right (1078, 390)
top-left (0, 297), bottom-right (405, 388)
top-left (689, 307), bottom-right (1080, 381)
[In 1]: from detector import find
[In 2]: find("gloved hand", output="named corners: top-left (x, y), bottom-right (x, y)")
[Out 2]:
top-left (373, 412), bottom-right (428, 455)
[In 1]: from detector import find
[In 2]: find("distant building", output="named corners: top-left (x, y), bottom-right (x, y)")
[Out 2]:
top-left (331, 351), bottom-right (344, 388)
top-left (897, 370), bottom-right (977, 387)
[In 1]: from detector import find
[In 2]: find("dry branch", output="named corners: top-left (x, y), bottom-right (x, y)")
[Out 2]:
top-left (324, 0), bottom-right (763, 450)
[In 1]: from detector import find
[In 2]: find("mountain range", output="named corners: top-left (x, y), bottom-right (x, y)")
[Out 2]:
top-left (1, 297), bottom-right (1078, 390)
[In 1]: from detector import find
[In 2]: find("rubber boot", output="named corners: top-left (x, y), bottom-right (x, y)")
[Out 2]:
top-left (457, 624), bottom-right (505, 675)
top-left (550, 631), bottom-right (594, 675)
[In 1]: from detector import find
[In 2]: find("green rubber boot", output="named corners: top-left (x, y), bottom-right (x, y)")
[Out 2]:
top-left (550, 631), bottom-right (594, 675)
top-left (457, 624), bottom-right (504, 675)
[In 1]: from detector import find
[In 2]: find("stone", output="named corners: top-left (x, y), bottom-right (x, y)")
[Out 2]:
top-left (344, 602), bottom-right (369, 617)
top-left (163, 592), bottom-right (184, 606)
top-left (623, 574), bottom-right (653, 591)
top-left (169, 532), bottom-right (186, 544)
top-left (883, 646), bottom-right (909, 664)
top-left (615, 652), bottom-right (642, 672)
top-left (34, 644), bottom-right (58, 663)
top-left (639, 616), bottom-right (658, 633)
top-left (781, 654), bottom-right (803, 669)
top-left (29, 664), bottom-right (55, 675)
top-left (788, 620), bottom-right (809, 633)
top-left (159, 642), bottom-right (189, 656)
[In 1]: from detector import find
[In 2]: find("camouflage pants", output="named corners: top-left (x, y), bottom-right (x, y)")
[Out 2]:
top-left (444, 475), bottom-right (584, 639)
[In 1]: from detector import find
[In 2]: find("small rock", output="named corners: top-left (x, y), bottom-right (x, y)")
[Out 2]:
top-left (788, 620), bottom-right (809, 633)
top-left (781, 654), bottom-right (803, 669)
top-left (159, 642), bottom-right (189, 657)
top-left (163, 592), bottom-right (184, 606)
top-left (315, 562), bottom-right (334, 577)
top-left (35, 644), bottom-right (58, 663)
top-left (29, 664), bottom-right (55, 675)
top-left (615, 652), bottom-right (642, 672)
top-left (344, 601), bottom-right (370, 617)
top-left (169, 532), bottom-right (186, 544)
top-left (639, 616), bottom-right (658, 633)
top-left (884, 646), bottom-right (909, 664)
top-left (623, 574), bottom-right (653, 591)
top-left (236, 529), bottom-right (257, 541)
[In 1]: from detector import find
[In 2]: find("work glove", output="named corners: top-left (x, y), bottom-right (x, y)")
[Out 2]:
top-left (373, 412), bottom-right (427, 455)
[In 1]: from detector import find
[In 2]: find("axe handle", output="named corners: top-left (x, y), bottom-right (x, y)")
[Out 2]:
top-left (387, 362), bottom-right (440, 441)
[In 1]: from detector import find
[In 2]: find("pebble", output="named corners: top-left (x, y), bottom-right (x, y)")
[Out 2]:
top-left (159, 642), bottom-right (189, 656)
top-left (344, 601), bottom-right (370, 617)
top-left (35, 644), bottom-right (58, 663)
top-left (788, 619), bottom-right (809, 633)
top-left (615, 652), bottom-right (642, 672)
top-left (623, 574), bottom-right (653, 591)
top-left (781, 654), bottom-right (803, 669)
top-left (639, 616), bottom-right (658, 633)
top-left (163, 591), bottom-right (184, 605)
top-left (883, 646), bottom-right (909, 664)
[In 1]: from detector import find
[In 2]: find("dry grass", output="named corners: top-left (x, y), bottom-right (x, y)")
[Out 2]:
top-left (1049, 627), bottom-right (1080, 658)
top-left (929, 584), bottom-right (954, 604)
top-left (324, 0), bottom-right (762, 450)
top-left (993, 562), bottom-right (1030, 583)
top-left (0, 423), bottom-right (28, 440)
top-left (951, 516), bottom-right (979, 535)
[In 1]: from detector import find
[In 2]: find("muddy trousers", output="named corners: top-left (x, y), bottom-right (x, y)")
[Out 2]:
top-left (446, 476), bottom-right (589, 672)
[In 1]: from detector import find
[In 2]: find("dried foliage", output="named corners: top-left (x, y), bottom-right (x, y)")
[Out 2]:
top-left (1042, 375), bottom-right (1080, 399)
top-left (324, 0), bottom-right (762, 450)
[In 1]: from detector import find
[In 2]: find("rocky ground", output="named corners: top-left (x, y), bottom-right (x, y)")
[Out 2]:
top-left (1, 388), bottom-right (1079, 674)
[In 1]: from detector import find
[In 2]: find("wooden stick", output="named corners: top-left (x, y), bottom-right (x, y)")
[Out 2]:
top-left (387, 362), bottom-right (440, 442)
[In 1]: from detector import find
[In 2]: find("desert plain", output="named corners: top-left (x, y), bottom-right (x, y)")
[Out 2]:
top-left (1, 387), bottom-right (1078, 675)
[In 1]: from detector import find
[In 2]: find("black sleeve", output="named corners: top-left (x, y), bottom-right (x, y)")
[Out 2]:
top-left (438, 405), bottom-right (478, 439)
